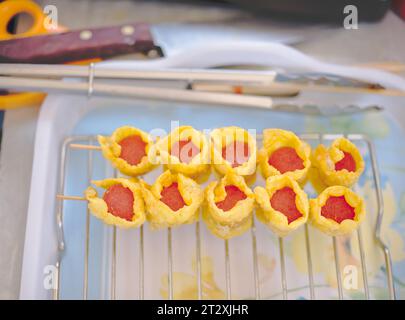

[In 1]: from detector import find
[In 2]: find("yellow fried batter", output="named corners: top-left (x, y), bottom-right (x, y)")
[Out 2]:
top-left (311, 137), bottom-right (364, 187)
top-left (98, 126), bottom-right (155, 177)
top-left (203, 172), bottom-right (255, 239)
top-left (309, 186), bottom-right (366, 236)
top-left (254, 175), bottom-right (309, 237)
top-left (140, 170), bottom-right (204, 229)
top-left (85, 178), bottom-right (145, 228)
top-left (152, 126), bottom-right (210, 182)
top-left (210, 126), bottom-right (257, 177)
top-left (258, 129), bottom-right (311, 184)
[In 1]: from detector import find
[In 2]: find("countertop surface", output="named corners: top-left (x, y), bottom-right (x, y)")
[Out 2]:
top-left (1, 0), bottom-right (405, 299)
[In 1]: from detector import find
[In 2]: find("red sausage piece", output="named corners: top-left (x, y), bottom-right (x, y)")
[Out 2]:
top-left (321, 196), bottom-right (355, 223)
top-left (268, 147), bottom-right (304, 174)
top-left (270, 187), bottom-right (302, 224)
top-left (334, 151), bottom-right (356, 172)
top-left (171, 139), bottom-right (200, 164)
top-left (118, 135), bottom-right (147, 166)
top-left (160, 182), bottom-right (186, 211)
top-left (103, 184), bottom-right (135, 221)
top-left (216, 185), bottom-right (247, 211)
top-left (222, 141), bottom-right (250, 168)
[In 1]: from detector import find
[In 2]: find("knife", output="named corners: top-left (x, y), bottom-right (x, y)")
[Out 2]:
top-left (0, 21), bottom-right (383, 89)
top-left (0, 18), bottom-right (315, 64)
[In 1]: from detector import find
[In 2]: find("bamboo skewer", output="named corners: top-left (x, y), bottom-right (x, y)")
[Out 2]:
top-left (57, 195), bottom-right (86, 201)
top-left (70, 144), bottom-right (102, 151)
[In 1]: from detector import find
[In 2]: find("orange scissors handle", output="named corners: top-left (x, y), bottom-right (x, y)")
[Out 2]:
top-left (0, 0), bottom-right (55, 110)
top-left (0, 0), bottom-right (48, 40)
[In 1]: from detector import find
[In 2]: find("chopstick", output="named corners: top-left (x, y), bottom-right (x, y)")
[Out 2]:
top-left (0, 76), bottom-right (274, 109)
top-left (1, 63), bottom-right (405, 104)
top-left (0, 63), bottom-right (276, 84)
top-left (191, 82), bottom-right (405, 97)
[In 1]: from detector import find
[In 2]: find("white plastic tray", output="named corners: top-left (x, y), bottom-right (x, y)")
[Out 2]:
top-left (19, 41), bottom-right (405, 299)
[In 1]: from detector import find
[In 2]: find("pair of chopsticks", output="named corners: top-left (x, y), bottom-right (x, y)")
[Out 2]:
top-left (1, 63), bottom-right (405, 110)
top-left (0, 63), bottom-right (277, 109)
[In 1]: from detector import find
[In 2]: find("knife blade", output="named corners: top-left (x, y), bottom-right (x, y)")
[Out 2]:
top-left (149, 23), bottom-right (311, 56)
top-left (0, 20), bottom-right (316, 64)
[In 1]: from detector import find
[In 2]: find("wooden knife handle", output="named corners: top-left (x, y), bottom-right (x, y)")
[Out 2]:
top-left (0, 23), bottom-right (160, 64)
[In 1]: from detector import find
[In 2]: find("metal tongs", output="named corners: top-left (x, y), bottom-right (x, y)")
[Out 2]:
top-left (1, 63), bottom-right (404, 112)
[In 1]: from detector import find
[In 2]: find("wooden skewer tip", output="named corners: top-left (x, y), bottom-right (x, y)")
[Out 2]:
top-left (69, 144), bottom-right (102, 151)
top-left (57, 194), bottom-right (87, 201)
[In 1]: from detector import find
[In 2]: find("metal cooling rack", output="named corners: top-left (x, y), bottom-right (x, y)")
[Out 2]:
top-left (54, 133), bottom-right (396, 300)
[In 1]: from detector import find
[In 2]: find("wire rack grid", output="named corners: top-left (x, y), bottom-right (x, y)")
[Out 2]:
top-left (54, 133), bottom-right (396, 300)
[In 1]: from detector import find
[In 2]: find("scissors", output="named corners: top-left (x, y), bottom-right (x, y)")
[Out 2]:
top-left (0, 0), bottom-right (106, 109)
top-left (0, 0), bottom-right (58, 109)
